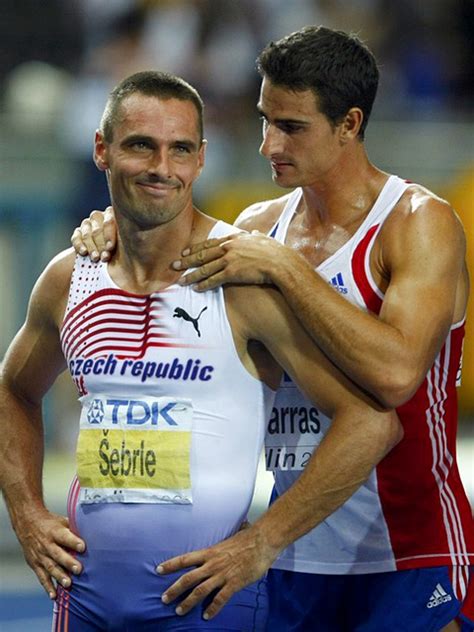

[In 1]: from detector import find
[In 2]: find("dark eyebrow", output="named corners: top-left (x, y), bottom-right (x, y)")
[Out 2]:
top-left (256, 104), bottom-right (309, 127)
top-left (120, 135), bottom-right (199, 152)
top-left (121, 134), bottom-right (155, 147)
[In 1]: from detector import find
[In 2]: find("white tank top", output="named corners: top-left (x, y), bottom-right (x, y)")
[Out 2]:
top-left (60, 221), bottom-right (275, 558)
top-left (267, 175), bottom-right (473, 585)
top-left (267, 177), bottom-right (411, 574)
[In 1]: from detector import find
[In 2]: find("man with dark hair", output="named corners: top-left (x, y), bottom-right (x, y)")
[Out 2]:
top-left (257, 25), bottom-right (379, 140)
top-left (72, 26), bottom-right (473, 631)
top-left (0, 69), bottom-right (402, 631)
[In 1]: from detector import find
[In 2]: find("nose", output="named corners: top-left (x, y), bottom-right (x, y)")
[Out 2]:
top-left (147, 147), bottom-right (171, 179)
top-left (259, 123), bottom-right (284, 158)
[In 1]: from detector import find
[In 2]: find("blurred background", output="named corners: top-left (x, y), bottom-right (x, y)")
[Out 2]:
top-left (0, 1), bottom-right (473, 629)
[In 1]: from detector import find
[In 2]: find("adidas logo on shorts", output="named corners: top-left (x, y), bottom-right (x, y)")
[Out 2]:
top-left (426, 583), bottom-right (452, 608)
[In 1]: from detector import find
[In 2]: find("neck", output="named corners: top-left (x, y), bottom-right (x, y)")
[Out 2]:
top-left (109, 205), bottom-right (211, 293)
top-left (300, 144), bottom-right (389, 228)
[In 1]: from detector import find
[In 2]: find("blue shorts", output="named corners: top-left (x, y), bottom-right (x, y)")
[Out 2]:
top-left (52, 549), bottom-right (268, 631)
top-left (267, 566), bottom-right (467, 632)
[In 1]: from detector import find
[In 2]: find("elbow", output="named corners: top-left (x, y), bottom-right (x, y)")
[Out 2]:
top-left (388, 415), bottom-right (404, 451)
top-left (371, 410), bottom-right (404, 459)
top-left (369, 366), bottom-right (423, 410)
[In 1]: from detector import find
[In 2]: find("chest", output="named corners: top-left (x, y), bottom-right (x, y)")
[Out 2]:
top-left (284, 214), bottom-right (389, 298)
top-left (284, 214), bottom-right (366, 268)
top-left (62, 282), bottom-right (228, 395)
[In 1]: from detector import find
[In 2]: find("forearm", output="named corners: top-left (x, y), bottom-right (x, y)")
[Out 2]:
top-left (0, 382), bottom-right (45, 524)
top-left (270, 252), bottom-right (413, 407)
top-left (252, 408), bottom-right (401, 554)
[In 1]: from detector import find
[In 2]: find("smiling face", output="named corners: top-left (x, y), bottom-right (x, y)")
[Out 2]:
top-left (94, 93), bottom-right (205, 229)
top-left (258, 76), bottom-right (345, 189)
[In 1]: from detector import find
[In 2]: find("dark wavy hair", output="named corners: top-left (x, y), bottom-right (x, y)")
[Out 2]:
top-left (257, 26), bottom-right (379, 139)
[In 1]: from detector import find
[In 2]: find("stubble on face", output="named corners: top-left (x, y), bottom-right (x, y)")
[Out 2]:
top-left (104, 94), bottom-right (204, 231)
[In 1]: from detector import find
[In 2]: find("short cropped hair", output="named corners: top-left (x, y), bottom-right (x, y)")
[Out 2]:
top-left (257, 26), bottom-right (379, 139)
top-left (100, 70), bottom-right (204, 143)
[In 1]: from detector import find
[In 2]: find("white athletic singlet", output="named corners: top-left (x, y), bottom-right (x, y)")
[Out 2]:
top-left (266, 176), bottom-right (473, 596)
top-left (60, 220), bottom-right (275, 562)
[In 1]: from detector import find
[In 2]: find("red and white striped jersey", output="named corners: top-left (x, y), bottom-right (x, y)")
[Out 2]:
top-left (267, 176), bottom-right (473, 596)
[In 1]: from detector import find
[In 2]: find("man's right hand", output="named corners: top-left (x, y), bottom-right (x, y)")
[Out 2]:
top-left (14, 506), bottom-right (85, 599)
top-left (71, 206), bottom-right (117, 262)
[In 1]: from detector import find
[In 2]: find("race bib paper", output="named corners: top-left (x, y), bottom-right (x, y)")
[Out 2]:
top-left (77, 394), bottom-right (193, 504)
top-left (265, 374), bottom-right (327, 471)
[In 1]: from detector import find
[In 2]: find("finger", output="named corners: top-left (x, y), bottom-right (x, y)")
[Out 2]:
top-left (102, 207), bottom-right (117, 252)
top-left (178, 259), bottom-right (227, 286)
top-left (61, 531), bottom-right (86, 555)
top-left (174, 576), bottom-right (224, 616)
top-left (202, 584), bottom-right (236, 620)
top-left (78, 219), bottom-right (101, 261)
top-left (35, 566), bottom-right (58, 599)
top-left (161, 566), bottom-right (209, 603)
top-left (71, 228), bottom-right (88, 256)
top-left (181, 236), bottom-right (230, 258)
top-left (192, 271), bottom-right (230, 292)
top-left (48, 541), bottom-right (83, 575)
top-left (87, 211), bottom-right (110, 259)
top-left (172, 245), bottom-right (226, 271)
top-left (52, 517), bottom-right (86, 552)
top-left (40, 555), bottom-right (72, 589)
top-left (157, 550), bottom-right (205, 575)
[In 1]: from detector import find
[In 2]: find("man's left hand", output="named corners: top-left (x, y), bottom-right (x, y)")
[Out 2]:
top-left (157, 526), bottom-right (278, 620)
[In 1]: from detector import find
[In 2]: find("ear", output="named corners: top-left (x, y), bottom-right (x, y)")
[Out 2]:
top-left (93, 130), bottom-right (109, 171)
top-left (339, 108), bottom-right (363, 143)
top-left (195, 139), bottom-right (207, 179)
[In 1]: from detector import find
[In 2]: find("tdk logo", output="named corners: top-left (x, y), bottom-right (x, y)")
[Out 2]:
top-left (329, 272), bottom-right (348, 294)
top-left (87, 399), bottom-right (105, 424)
top-left (87, 399), bottom-right (181, 426)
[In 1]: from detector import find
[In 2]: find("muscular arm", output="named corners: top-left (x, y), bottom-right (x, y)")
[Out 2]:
top-left (173, 192), bottom-right (468, 408)
top-left (268, 196), bottom-right (467, 407)
top-left (0, 251), bottom-right (85, 597)
top-left (158, 284), bottom-right (402, 619)
top-left (232, 284), bottom-right (402, 550)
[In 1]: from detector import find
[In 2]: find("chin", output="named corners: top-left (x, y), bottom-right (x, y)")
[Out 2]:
top-left (272, 173), bottom-right (298, 189)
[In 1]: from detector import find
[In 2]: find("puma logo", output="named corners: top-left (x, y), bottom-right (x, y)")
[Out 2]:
top-left (173, 306), bottom-right (208, 337)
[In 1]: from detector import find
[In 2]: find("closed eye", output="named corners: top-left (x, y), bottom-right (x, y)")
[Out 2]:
top-left (277, 122), bottom-right (304, 134)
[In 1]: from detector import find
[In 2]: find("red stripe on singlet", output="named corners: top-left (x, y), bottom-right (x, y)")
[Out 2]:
top-left (351, 225), bottom-right (473, 578)
top-left (351, 224), bottom-right (382, 314)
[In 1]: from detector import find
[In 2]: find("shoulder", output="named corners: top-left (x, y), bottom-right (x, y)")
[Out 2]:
top-left (38, 248), bottom-right (76, 295)
top-left (29, 248), bottom-right (76, 327)
top-left (234, 193), bottom-right (294, 233)
top-left (387, 183), bottom-right (465, 232)
top-left (381, 183), bottom-right (466, 254)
